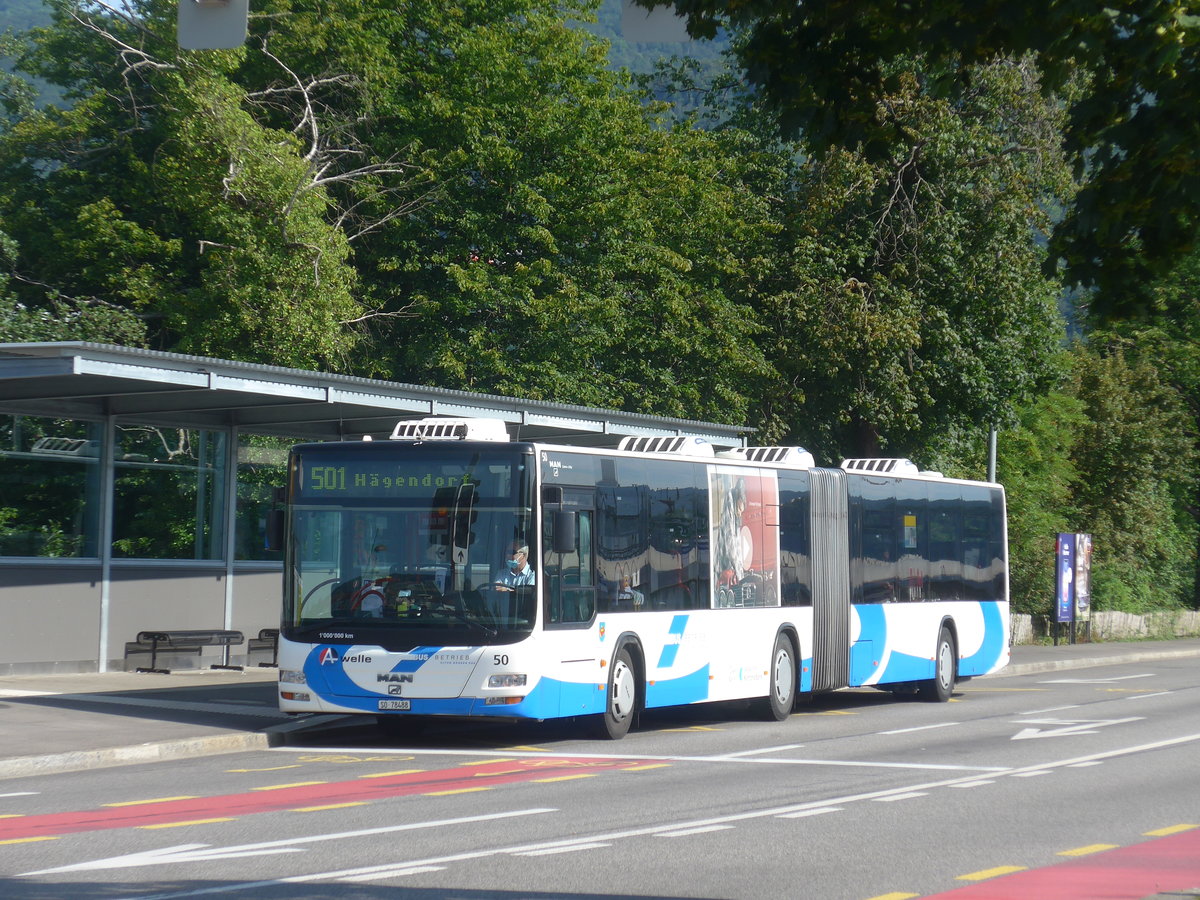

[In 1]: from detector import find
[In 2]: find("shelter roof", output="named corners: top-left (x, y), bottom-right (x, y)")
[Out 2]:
top-left (0, 343), bottom-right (749, 448)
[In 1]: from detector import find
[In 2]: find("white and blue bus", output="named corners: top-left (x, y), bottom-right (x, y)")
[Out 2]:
top-left (277, 418), bottom-right (1009, 738)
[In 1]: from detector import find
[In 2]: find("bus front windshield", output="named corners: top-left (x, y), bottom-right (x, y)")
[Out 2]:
top-left (283, 444), bottom-right (536, 643)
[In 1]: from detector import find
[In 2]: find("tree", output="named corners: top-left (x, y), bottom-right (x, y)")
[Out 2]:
top-left (704, 55), bottom-right (1070, 460)
top-left (0, 0), bottom-right (387, 367)
top-left (647, 0), bottom-right (1200, 319)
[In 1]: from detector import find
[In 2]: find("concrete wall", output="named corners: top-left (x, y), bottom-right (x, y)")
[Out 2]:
top-left (1011, 609), bottom-right (1200, 644)
top-left (0, 563), bottom-right (282, 674)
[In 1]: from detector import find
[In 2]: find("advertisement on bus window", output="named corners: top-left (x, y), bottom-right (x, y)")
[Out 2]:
top-left (710, 468), bottom-right (780, 607)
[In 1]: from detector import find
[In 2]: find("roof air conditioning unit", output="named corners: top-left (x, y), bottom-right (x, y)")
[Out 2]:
top-left (389, 418), bottom-right (510, 442)
top-left (617, 435), bottom-right (715, 457)
top-left (718, 446), bottom-right (816, 467)
top-left (840, 458), bottom-right (922, 476)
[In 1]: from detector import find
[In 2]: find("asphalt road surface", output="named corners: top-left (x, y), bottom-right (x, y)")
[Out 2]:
top-left (2, 655), bottom-right (1198, 900)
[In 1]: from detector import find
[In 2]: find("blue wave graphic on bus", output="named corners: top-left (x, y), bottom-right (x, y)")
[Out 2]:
top-left (959, 601), bottom-right (1007, 675)
top-left (852, 602), bottom-right (1007, 684)
top-left (656, 615), bottom-right (690, 669)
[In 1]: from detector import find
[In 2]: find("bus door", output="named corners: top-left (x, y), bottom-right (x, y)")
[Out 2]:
top-left (810, 468), bottom-right (850, 692)
top-left (541, 487), bottom-right (596, 627)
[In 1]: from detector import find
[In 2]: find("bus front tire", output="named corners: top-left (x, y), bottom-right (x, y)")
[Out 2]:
top-left (919, 627), bottom-right (956, 702)
top-left (761, 633), bottom-right (796, 721)
top-left (592, 647), bottom-right (637, 740)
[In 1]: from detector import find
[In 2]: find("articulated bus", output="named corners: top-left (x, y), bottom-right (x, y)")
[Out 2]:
top-left (276, 418), bottom-right (1009, 738)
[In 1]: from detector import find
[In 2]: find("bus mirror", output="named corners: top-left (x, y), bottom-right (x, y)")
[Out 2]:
top-left (552, 510), bottom-right (576, 554)
top-left (265, 509), bottom-right (284, 552)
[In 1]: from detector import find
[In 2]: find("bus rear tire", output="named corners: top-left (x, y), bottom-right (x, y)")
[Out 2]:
top-left (592, 647), bottom-right (637, 740)
top-left (761, 633), bottom-right (796, 721)
top-left (919, 627), bottom-right (956, 702)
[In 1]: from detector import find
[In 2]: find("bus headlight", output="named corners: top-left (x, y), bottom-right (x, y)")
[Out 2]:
top-left (488, 673), bottom-right (527, 688)
top-left (279, 669), bottom-right (306, 684)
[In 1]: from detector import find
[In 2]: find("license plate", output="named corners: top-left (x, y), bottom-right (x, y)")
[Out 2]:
top-left (378, 700), bottom-right (411, 711)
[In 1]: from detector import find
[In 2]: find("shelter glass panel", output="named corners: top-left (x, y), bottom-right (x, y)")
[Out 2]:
top-left (0, 415), bottom-right (101, 558)
top-left (112, 426), bottom-right (228, 559)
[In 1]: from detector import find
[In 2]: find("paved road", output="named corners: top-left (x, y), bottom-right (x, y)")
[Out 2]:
top-left (1, 639), bottom-right (1198, 779)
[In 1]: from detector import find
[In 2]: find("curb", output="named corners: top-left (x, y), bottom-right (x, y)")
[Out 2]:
top-left (999, 644), bottom-right (1200, 677)
top-left (0, 732), bottom-right (272, 781)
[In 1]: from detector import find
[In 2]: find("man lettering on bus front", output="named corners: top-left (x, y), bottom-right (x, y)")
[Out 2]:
top-left (492, 542), bottom-right (535, 592)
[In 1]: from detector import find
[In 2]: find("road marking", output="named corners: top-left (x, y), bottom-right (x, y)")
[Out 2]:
top-left (1058, 843), bottom-right (1117, 856)
top-left (776, 807), bottom-right (842, 819)
top-left (1041, 674), bottom-right (1155, 684)
top-left (0, 835), bottom-right (57, 845)
top-left (0, 792), bottom-right (38, 798)
top-left (22, 808), bottom-right (557, 875)
top-left (105, 797), bottom-right (199, 807)
top-left (656, 824), bottom-right (735, 837)
top-left (1011, 716), bottom-right (1143, 740)
top-left (715, 743), bottom-right (807, 757)
top-left (226, 765), bottom-right (301, 773)
top-left (1011, 771), bottom-right (1051, 778)
top-left (532, 773), bottom-right (598, 783)
top-left (358, 769), bottom-right (423, 779)
top-left (291, 803), bottom-right (368, 812)
top-left (138, 818), bottom-right (235, 830)
top-left (872, 792), bottom-right (928, 802)
top-left (341, 865), bottom-right (445, 882)
top-left (425, 786), bottom-right (492, 795)
top-left (957, 865), bottom-right (1027, 881)
top-left (949, 780), bottom-right (995, 788)
top-left (516, 842), bottom-right (611, 856)
top-left (1022, 704), bottom-right (1080, 714)
top-left (878, 722), bottom-right (959, 735)
top-left (1145, 824), bottom-right (1198, 837)
top-left (866, 893), bottom-right (920, 900)
top-left (1125, 691), bottom-right (1172, 700)
top-left (252, 782), bottom-right (326, 791)
top-left (622, 763), bottom-right (672, 771)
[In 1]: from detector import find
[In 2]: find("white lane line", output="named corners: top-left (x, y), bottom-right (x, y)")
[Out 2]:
top-left (270, 745), bottom-right (1007, 773)
top-left (1126, 692), bottom-right (1172, 701)
top-left (714, 743), bottom-right (806, 757)
top-left (656, 825), bottom-right (736, 837)
top-left (515, 842), bottom-right (612, 856)
top-left (877, 722), bottom-right (959, 735)
top-left (872, 792), bottom-right (928, 802)
top-left (776, 807), bottom-right (842, 819)
top-left (1021, 705), bottom-right (1080, 714)
top-left (341, 865), bottom-right (445, 883)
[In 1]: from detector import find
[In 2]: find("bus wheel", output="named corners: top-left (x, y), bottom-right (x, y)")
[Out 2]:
top-left (593, 647), bottom-right (638, 740)
top-left (919, 627), bottom-right (956, 702)
top-left (762, 633), bottom-right (796, 721)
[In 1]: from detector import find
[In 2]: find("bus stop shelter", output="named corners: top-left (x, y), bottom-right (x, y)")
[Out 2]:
top-left (0, 342), bottom-right (747, 674)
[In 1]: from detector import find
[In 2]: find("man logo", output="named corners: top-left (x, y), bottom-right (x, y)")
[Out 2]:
top-left (318, 648), bottom-right (339, 665)
top-left (377, 673), bottom-right (414, 683)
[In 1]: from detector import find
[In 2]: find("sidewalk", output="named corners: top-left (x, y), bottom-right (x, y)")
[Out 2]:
top-left (1, 638), bottom-right (1198, 780)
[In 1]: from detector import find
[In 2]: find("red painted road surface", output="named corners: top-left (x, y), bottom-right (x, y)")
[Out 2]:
top-left (0, 756), bottom-right (639, 840)
top-left (923, 826), bottom-right (1200, 899)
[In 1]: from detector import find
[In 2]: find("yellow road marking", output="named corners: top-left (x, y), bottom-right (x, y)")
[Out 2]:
top-left (1058, 844), bottom-right (1117, 857)
top-left (0, 814), bottom-right (24, 819)
top-left (358, 769), bottom-right (423, 779)
top-left (227, 765), bottom-right (302, 772)
top-left (138, 818), bottom-right (235, 829)
top-left (1145, 823), bottom-right (1199, 836)
top-left (292, 802), bottom-right (369, 812)
top-left (500, 746), bottom-right (550, 752)
top-left (103, 796), bottom-right (197, 807)
top-left (0, 835), bottom-right (58, 844)
top-left (462, 758), bottom-right (516, 766)
top-left (532, 774), bottom-right (599, 783)
top-left (865, 893), bottom-right (920, 900)
top-left (425, 787), bottom-right (492, 796)
top-left (662, 725), bottom-right (723, 732)
top-left (957, 866), bottom-right (1026, 881)
top-left (251, 781), bottom-right (326, 791)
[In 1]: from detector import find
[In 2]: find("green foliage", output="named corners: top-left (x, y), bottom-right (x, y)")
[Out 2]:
top-left (652, 0), bottom-right (1200, 320)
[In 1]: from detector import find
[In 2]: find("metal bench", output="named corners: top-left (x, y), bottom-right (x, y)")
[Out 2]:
top-left (124, 629), bottom-right (245, 673)
top-left (247, 628), bottom-right (280, 667)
